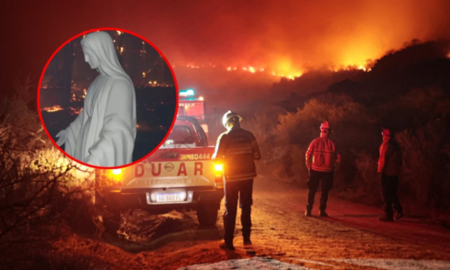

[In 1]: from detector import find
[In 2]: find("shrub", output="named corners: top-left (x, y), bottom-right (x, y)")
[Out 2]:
top-left (250, 89), bottom-right (450, 218)
top-left (0, 88), bottom-right (95, 263)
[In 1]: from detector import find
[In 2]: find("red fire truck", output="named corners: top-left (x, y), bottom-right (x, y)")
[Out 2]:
top-left (177, 89), bottom-right (209, 138)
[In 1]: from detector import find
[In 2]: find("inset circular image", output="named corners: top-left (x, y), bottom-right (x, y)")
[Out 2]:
top-left (38, 28), bottom-right (178, 168)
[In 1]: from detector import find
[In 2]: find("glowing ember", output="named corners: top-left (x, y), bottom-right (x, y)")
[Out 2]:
top-left (69, 107), bottom-right (82, 115)
top-left (43, 105), bottom-right (63, 113)
top-left (248, 66), bottom-right (256, 73)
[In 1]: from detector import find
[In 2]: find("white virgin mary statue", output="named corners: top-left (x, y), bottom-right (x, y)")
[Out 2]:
top-left (56, 31), bottom-right (136, 167)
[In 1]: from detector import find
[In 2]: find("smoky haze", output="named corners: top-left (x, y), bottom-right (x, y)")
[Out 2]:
top-left (151, 0), bottom-right (450, 73)
top-left (2, 0), bottom-right (450, 105)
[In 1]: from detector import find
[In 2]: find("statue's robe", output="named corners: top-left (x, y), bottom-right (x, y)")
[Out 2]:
top-left (65, 75), bottom-right (136, 167)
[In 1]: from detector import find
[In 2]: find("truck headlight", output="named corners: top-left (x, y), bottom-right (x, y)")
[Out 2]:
top-left (111, 169), bottom-right (123, 185)
top-left (214, 164), bottom-right (223, 172)
top-left (112, 169), bottom-right (122, 175)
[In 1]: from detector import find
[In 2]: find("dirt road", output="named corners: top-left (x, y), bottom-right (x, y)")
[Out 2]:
top-left (52, 176), bottom-right (450, 269)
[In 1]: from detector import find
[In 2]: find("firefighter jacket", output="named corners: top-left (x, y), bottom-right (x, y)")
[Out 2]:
top-left (305, 135), bottom-right (340, 172)
top-left (378, 139), bottom-right (402, 176)
top-left (212, 126), bottom-right (261, 182)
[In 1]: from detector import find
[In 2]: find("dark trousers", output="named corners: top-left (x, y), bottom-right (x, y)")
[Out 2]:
top-left (223, 179), bottom-right (253, 242)
top-left (380, 174), bottom-right (403, 218)
top-left (306, 169), bottom-right (333, 211)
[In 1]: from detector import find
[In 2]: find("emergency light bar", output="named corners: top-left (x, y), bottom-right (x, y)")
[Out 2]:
top-left (179, 89), bottom-right (195, 97)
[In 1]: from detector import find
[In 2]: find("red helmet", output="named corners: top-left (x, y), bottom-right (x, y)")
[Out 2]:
top-left (320, 121), bottom-right (330, 130)
top-left (381, 128), bottom-right (391, 137)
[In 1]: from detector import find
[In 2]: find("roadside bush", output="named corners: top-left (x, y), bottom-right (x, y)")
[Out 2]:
top-left (274, 94), bottom-right (378, 187)
top-left (249, 89), bottom-right (450, 218)
top-left (0, 87), bottom-right (95, 266)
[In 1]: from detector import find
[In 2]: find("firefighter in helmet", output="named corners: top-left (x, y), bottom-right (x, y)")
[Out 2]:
top-left (212, 111), bottom-right (261, 250)
top-left (378, 128), bottom-right (403, 221)
top-left (305, 121), bottom-right (341, 217)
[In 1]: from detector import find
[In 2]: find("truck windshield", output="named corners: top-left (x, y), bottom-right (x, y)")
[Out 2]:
top-left (166, 125), bottom-right (195, 144)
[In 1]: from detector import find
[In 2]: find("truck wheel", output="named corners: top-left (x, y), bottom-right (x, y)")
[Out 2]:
top-left (196, 203), bottom-right (219, 227)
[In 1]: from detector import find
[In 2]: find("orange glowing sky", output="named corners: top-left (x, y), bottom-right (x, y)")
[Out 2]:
top-left (3, 0), bottom-right (450, 93)
top-left (149, 0), bottom-right (450, 76)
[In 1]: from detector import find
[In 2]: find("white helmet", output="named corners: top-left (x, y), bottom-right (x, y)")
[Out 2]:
top-left (222, 110), bottom-right (242, 129)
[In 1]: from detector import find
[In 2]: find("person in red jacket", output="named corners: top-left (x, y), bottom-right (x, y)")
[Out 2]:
top-left (305, 121), bottom-right (341, 217)
top-left (378, 128), bottom-right (403, 222)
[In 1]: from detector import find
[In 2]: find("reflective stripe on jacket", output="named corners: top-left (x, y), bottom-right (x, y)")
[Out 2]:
top-left (305, 136), bottom-right (339, 172)
top-left (212, 127), bottom-right (261, 182)
top-left (378, 139), bottom-right (402, 176)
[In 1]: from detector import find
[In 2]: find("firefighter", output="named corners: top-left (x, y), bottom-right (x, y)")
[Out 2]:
top-left (378, 128), bottom-right (403, 222)
top-left (305, 121), bottom-right (340, 217)
top-left (212, 111), bottom-right (261, 251)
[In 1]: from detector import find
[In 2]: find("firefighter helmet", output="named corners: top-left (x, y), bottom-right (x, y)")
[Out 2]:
top-left (381, 128), bottom-right (391, 137)
top-left (222, 110), bottom-right (242, 129)
top-left (320, 121), bottom-right (331, 130)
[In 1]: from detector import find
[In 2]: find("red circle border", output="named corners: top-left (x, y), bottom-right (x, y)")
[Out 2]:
top-left (37, 27), bottom-right (179, 170)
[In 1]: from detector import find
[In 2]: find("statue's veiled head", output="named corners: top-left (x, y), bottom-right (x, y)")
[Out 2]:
top-left (80, 31), bottom-right (132, 84)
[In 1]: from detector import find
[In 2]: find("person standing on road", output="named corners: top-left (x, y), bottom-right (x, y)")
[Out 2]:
top-left (378, 128), bottom-right (403, 222)
top-left (305, 121), bottom-right (341, 217)
top-left (212, 111), bottom-right (261, 251)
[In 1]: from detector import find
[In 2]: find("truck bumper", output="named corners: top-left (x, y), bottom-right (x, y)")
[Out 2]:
top-left (99, 187), bottom-right (224, 211)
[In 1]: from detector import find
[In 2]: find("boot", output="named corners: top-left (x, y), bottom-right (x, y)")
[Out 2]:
top-left (243, 230), bottom-right (252, 245)
top-left (319, 205), bottom-right (328, 217)
top-left (219, 240), bottom-right (235, 250)
top-left (243, 237), bottom-right (252, 246)
top-left (305, 206), bottom-right (312, 217)
top-left (395, 212), bottom-right (404, 221)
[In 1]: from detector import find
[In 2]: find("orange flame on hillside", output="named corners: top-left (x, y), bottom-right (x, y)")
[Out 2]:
top-left (43, 105), bottom-right (63, 113)
top-left (180, 57), bottom-right (376, 80)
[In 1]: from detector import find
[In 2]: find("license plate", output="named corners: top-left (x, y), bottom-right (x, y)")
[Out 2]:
top-left (156, 192), bottom-right (185, 202)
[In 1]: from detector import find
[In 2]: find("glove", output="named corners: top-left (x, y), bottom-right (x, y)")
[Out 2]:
top-left (55, 130), bottom-right (66, 146)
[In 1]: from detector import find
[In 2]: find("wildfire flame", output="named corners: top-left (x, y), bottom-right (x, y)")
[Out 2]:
top-left (179, 59), bottom-right (375, 80)
top-left (43, 105), bottom-right (63, 113)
